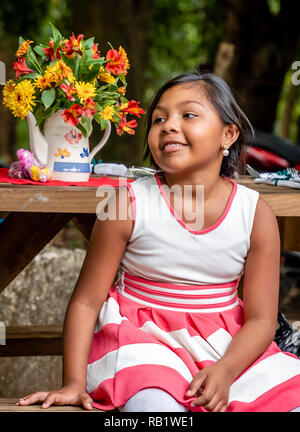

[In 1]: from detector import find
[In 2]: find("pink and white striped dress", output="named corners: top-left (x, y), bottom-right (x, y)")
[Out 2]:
top-left (87, 173), bottom-right (300, 412)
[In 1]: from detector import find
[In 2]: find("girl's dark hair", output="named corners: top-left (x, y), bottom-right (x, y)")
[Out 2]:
top-left (143, 69), bottom-right (254, 178)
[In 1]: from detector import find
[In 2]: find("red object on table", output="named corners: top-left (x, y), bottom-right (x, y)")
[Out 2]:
top-left (0, 168), bottom-right (134, 187)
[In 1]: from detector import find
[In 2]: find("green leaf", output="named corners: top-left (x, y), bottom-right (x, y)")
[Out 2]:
top-left (41, 88), bottom-right (56, 109)
top-left (49, 23), bottom-right (63, 42)
top-left (18, 36), bottom-right (25, 45)
top-left (76, 121), bottom-right (87, 137)
top-left (100, 118), bottom-right (108, 130)
top-left (33, 45), bottom-right (46, 58)
top-left (84, 37), bottom-right (95, 50)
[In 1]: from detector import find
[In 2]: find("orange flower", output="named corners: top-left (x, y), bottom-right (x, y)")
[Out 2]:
top-left (62, 33), bottom-right (84, 58)
top-left (60, 83), bottom-right (76, 101)
top-left (118, 46), bottom-right (130, 75)
top-left (61, 104), bottom-right (82, 126)
top-left (81, 97), bottom-right (97, 118)
top-left (120, 100), bottom-right (145, 118)
top-left (13, 57), bottom-right (35, 78)
top-left (43, 40), bottom-right (62, 61)
top-left (92, 43), bottom-right (101, 59)
top-left (117, 115), bottom-right (137, 135)
top-left (117, 86), bottom-right (126, 95)
top-left (16, 40), bottom-right (33, 57)
top-left (105, 49), bottom-right (125, 75)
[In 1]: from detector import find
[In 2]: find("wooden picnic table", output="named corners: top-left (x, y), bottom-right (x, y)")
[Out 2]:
top-left (0, 174), bottom-right (299, 357)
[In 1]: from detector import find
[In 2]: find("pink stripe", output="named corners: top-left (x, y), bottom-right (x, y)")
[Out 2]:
top-left (124, 271), bottom-right (239, 290)
top-left (90, 364), bottom-right (195, 411)
top-left (124, 278), bottom-right (237, 300)
top-left (154, 173), bottom-right (237, 235)
top-left (123, 287), bottom-right (238, 309)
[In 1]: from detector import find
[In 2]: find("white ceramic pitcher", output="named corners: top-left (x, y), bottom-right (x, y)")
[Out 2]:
top-left (27, 109), bottom-right (111, 182)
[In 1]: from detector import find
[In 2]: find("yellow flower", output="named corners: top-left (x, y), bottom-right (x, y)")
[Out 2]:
top-left (35, 74), bottom-right (51, 90)
top-left (75, 81), bottom-right (96, 103)
top-left (118, 46), bottom-right (130, 75)
top-left (2, 80), bottom-right (16, 108)
top-left (3, 80), bottom-right (35, 119)
top-left (44, 60), bottom-right (75, 86)
top-left (98, 72), bottom-right (115, 84)
top-left (16, 40), bottom-right (33, 57)
top-left (101, 105), bottom-right (114, 121)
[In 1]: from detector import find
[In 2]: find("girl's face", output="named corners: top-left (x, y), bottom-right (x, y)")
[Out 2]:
top-left (148, 83), bottom-right (233, 177)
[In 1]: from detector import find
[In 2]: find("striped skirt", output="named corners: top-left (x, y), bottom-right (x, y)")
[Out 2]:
top-left (87, 271), bottom-right (300, 412)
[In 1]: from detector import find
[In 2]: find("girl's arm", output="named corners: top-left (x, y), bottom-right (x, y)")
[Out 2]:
top-left (186, 197), bottom-right (281, 411)
top-left (18, 187), bottom-right (133, 409)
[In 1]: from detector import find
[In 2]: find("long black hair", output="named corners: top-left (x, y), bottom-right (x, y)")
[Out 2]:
top-left (143, 69), bottom-right (254, 178)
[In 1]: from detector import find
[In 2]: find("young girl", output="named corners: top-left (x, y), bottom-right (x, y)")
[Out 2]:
top-left (19, 71), bottom-right (300, 412)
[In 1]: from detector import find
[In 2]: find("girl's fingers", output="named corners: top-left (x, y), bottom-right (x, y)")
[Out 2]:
top-left (41, 393), bottom-right (57, 408)
top-left (18, 392), bottom-right (49, 405)
top-left (211, 399), bottom-right (227, 412)
top-left (186, 373), bottom-right (207, 397)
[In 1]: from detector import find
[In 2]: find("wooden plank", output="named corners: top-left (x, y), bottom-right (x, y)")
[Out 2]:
top-left (1, 326), bottom-right (63, 357)
top-left (0, 398), bottom-right (102, 412)
top-left (0, 175), bottom-right (299, 215)
top-left (0, 212), bottom-right (74, 294)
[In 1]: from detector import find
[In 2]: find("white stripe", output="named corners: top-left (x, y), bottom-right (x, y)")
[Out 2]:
top-left (126, 286), bottom-right (237, 305)
top-left (207, 328), bottom-right (232, 357)
top-left (87, 342), bottom-right (193, 393)
top-left (125, 279), bottom-right (237, 296)
top-left (140, 321), bottom-right (220, 363)
top-left (122, 291), bottom-right (239, 313)
top-left (229, 352), bottom-right (300, 404)
top-left (95, 297), bottom-right (128, 332)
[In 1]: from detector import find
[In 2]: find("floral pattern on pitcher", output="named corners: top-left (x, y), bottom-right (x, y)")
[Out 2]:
top-left (80, 148), bottom-right (89, 158)
top-left (64, 129), bottom-right (83, 145)
top-left (54, 148), bottom-right (71, 158)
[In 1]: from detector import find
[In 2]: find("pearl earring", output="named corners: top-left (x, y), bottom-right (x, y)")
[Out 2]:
top-left (223, 145), bottom-right (229, 156)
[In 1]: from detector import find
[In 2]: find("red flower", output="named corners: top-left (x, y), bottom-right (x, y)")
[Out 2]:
top-left (81, 97), bottom-right (97, 118)
top-left (117, 115), bottom-right (137, 136)
top-left (60, 83), bottom-right (76, 101)
top-left (62, 33), bottom-right (84, 58)
top-left (121, 100), bottom-right (145, 118)
top-left (61, 104), bottom-right (82, 126)
top-left (43, 41), bottom-right (61, 61)
top-left (92, 43), bottom-right (101, 59)
top-left (106, 49), bottom-right (125, 75)
top-left (13, 57), bottom-right (35, 78)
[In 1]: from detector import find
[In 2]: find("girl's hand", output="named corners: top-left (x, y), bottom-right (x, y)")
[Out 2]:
top-left (17, 382), bottom-right (94, 410)
top-left (186, 364), bottom-right (232, 412)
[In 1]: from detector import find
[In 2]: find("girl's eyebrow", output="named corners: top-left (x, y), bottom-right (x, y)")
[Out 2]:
top-left (154, 100), bottom-right (205, 111)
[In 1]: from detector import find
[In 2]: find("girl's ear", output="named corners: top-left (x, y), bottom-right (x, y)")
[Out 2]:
top-left (222, 123), bottom-right (240, 148)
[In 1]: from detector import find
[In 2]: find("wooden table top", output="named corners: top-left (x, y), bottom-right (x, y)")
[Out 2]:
top-left (0, 175), bottom-right (299, 216)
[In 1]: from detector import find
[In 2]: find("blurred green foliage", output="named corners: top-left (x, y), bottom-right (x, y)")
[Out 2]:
top-left (145, 0), bottom-right (222, 102)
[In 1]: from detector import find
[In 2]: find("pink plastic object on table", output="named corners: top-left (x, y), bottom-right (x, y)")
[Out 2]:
top-left (8, 149), bottom-right (52, 183)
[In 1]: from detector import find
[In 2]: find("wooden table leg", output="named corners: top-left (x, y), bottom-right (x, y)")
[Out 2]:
top-left (277, 217), bottom-right (300, 252)
top-left (0, 212), bottom-right (74, 294)
top-left (72, 214), bottom-right (96, 241)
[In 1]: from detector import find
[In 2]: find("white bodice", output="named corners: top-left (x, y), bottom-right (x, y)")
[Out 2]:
top-left (120, 174), bottom-right (259, 285)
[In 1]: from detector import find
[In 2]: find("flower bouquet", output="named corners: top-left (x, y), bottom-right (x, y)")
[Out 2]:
top-left (2, 23), bottom-right (145, 182)
top-left (2, 23), bottom-right (144, 137)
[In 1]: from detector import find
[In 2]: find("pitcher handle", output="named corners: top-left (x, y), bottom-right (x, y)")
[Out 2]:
top-left (89, 121), bottom-right (111, 162)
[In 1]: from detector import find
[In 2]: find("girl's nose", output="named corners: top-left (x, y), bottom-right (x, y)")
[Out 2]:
top-left (161, 117), bottom-right (179, 133)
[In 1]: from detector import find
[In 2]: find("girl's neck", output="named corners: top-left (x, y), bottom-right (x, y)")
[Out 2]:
top-left (158, 171), bottom-right (227, 201)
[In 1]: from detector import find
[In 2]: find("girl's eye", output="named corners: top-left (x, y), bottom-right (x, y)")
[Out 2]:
top-left (183, 113), bottom-right (196, 119)
top-left (153, 117), bottom-right (165, 124)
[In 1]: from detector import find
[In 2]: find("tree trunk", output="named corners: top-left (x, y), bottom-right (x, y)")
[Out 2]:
top-left (214, 0), bottom-right (300, 133)
top-left (70, 0), bottom-right (153, 167)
